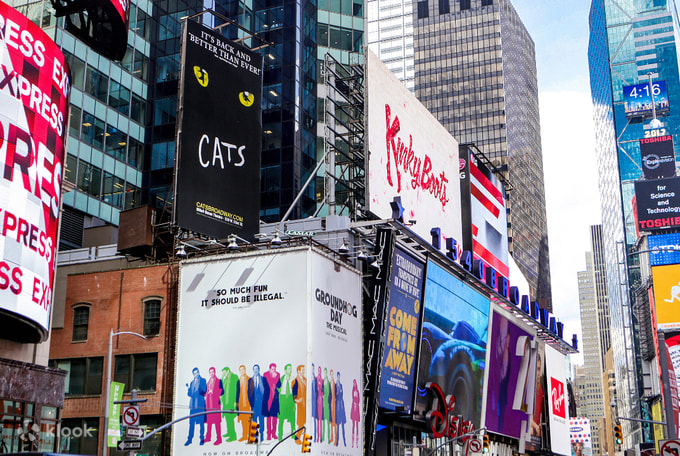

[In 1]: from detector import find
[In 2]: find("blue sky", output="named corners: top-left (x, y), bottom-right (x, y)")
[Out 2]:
top-left (511, 0), bottom-right (600, 364)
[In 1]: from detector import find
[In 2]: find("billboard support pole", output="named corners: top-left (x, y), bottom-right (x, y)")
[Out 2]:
top-left (279, 150), bottom-right (329, 230)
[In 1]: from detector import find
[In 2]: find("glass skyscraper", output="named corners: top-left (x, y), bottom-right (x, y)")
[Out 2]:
top-left (588, 0), bottom-right (680, 445)
top-left (378, 0), bottom-right (552, 307)
top-left (6, 0), bottom-right (149, 249)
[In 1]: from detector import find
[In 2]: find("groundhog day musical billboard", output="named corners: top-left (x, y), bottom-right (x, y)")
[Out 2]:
top-left (174, 247), bottom-right (363, 456)
top-left (174, 20), bottom-right (262, 241)
top-left (0, 1), bottom-right (70, 342)
top-left (366, 49), bottom-right (462, 246)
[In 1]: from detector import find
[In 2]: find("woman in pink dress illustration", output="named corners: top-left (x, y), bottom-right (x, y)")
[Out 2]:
top-left (350, 379), bottom-right (360, 448)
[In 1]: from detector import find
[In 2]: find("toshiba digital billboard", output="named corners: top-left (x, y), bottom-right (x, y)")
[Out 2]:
top-left (634, 176), bottom-right (680, 232)
top-left (174, 247), bottom-right (363, 456)
top-left (623, 80), bottom-right (670, 118)
top-left (640, 135), bottom-right (676, 180)
top-left (366, 50), bottom-right (462, 246)
top-left (174, 20), bottom-right (263, 241)
top-left (0, 1), bottom-right (70, 342)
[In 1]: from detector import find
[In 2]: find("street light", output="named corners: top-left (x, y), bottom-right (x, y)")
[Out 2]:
top-left (103, 329), bottom-right (148, 456)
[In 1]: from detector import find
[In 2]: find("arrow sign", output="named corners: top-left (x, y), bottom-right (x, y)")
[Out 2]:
top-left (125, 426), bottom-right (145, 439)
top-left (122, 406), bottom-right (140, 426)
top-left (661, 439), bottom-right (680, 456)
top-left (117, 440), bottom-right (143, 451)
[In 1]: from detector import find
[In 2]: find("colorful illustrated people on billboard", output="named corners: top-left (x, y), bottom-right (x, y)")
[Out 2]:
top-left (249, 364), bottom-right (267, 438)
top-left (236, 365), bottom-right (251, 441)
top-left (316, 365), bottom-right (324, 442)
top-left (335, 372), bottom-right (347, 446)
top-left (263, 363), bottom-right (281, 440)
top-left (220, 366), bottom-right (239, 441)
top-left (329, 369), bottom-right (337, 444)
top-left (183, 363), bottom-right (352, 446)
top-left (351, 379), bottom-right (361, 447)
top-left (185, 367), bottom-right (207, 446)
top-left (292, 365), bottom-right (307, 443)
top-left (205, 367), bottom-right (224, 444)
top-left (278, 364), bottom-right (296, 440)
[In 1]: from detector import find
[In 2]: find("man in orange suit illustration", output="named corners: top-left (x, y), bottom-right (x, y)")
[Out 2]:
top-left (236, 365), bottom-right (251, 441)
top-left (292, 364), bottom-right (306, 444)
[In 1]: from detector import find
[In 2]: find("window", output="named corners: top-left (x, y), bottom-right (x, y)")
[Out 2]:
top-left (481, 0), bottom-right (492, 5)
top-left (460, 0), bottom-right (470, 10)
top-left (114, 353), bottom-right (158, 392)
top-left (69, 106), bottom-right (82, 139)
top-left (0, 400), bottom-right (35, 453)
top-left (59, 418), bottom-right (99, 455)
top-left (105, 124), bottom-right (128, 162)
top-left (85, 65), bottom-right (109, 102)
top-left (77, 161), bottom-right (102, 198)
top-left (143, 299), bottom-right (161, 336)
top-left (417, 1), bottom-right (428, 18)
top-left (51, 357), bottom-right (103, 395)
top-left (102, 172), bottom-right (125, 208)
top-left (125, 183), bottom-right (141, 209)
top-left (127, 137), bottom-right (144, 169)
top-left (439, 0), bottom-right (449, 14)
top-left (72, 306), bottom-right (89, 341)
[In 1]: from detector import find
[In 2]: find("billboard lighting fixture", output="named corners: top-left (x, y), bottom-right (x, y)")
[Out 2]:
top-left (227, 236), bottom-right (239, 251)
top-left (270, 231), bottom-right (282, 247)
top-left (338, 239), bottom-right (349, 255)
top-left (176, 245), bottom-right (187, 257)
top-left (357, 248), bottom-right (368, 260)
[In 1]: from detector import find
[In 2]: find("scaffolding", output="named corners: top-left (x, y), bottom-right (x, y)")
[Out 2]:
top-left (319, 52), bottom-right (366, 221)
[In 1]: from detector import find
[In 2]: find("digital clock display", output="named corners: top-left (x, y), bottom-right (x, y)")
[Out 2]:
top-left (623, 80), bottom-right (670, 118)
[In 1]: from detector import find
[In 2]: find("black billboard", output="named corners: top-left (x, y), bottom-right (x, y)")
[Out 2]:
top-left (634, 176), bottom-right (680, 232)
top-left (174, 20), bottom-right (263, 240)
top-left (640, 135), bottom-right (676, 179)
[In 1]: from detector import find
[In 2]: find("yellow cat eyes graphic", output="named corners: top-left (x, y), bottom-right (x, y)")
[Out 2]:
top-left (193, 66), bottom-right (209, 87)
top-left (239, 91), bottom-right (255, 107)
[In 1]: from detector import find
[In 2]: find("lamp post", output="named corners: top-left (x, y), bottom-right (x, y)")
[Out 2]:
top-left (103, 329), bottom-right (148, 456)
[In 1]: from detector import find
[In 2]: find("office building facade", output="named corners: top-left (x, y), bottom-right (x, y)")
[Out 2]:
top-left (577, 225), bottom-right (611, 456)
top-left (588, 0), bottom-right (680, 446)
top-left (408, 0), bottom-right (552, 308)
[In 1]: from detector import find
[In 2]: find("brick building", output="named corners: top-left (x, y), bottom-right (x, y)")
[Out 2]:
top-left (49, 247), bottom-right (178, 456)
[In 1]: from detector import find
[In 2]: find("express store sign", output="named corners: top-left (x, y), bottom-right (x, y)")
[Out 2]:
top-left (0, 1), bottom-right (70, 342)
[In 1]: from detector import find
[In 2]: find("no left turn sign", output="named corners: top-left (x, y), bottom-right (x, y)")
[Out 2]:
top-left (661, 439), bottom-right (680, 456)
top-left (122, 406), bottom-right (140, 426)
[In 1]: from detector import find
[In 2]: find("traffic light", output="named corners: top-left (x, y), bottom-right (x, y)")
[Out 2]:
top-left (301, 433), bottom-right (312, 453)
top-left (482, 434), bottom-right (490, 454)
top-left (247, 420), bottom-right (260, 444)
top-left (614, 424), bottom-right (623, 445)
